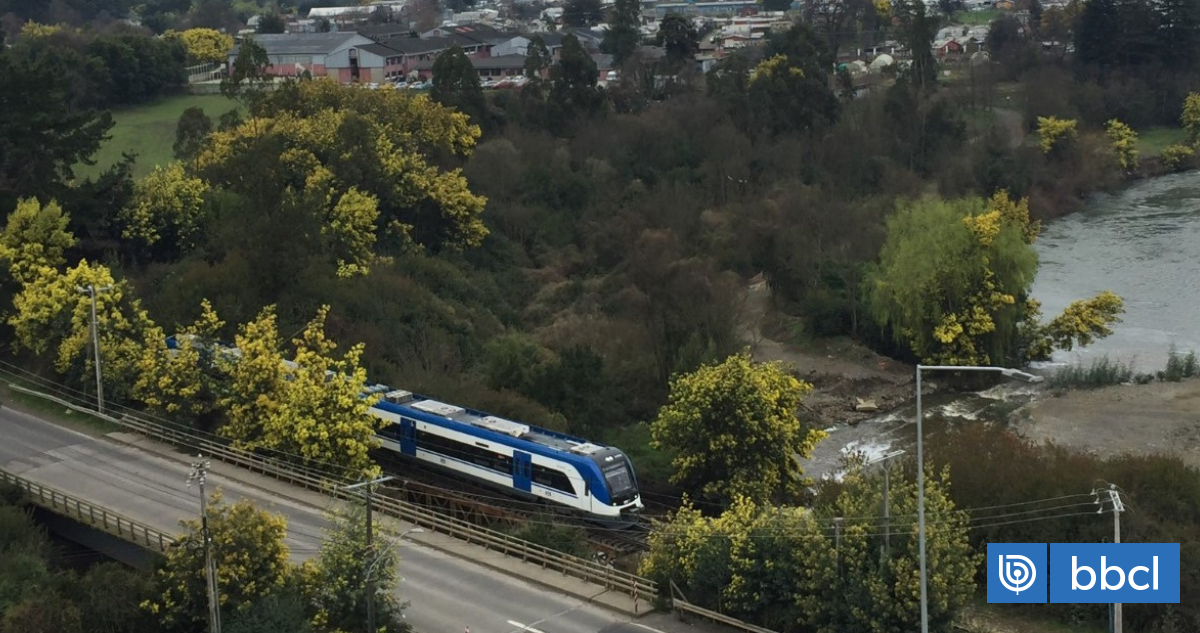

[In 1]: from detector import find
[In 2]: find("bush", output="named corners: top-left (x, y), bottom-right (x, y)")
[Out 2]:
top-left (1162, 346), bottom-right (1199, 383)
top-left (928, 424), bottom-right (1200, 632)
top-left (1160, 144), bottom-right (1196, 172)
top-left (1048, 356), bottom-right (1136, 389)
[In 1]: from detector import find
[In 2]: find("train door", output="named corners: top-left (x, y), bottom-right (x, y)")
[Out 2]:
top-left (399, 418), bottom-right (416, 456)
top-left (512, 451), bottom-right (532, 493)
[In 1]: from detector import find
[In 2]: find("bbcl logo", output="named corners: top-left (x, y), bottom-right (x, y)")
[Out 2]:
top-left (1050, 544), bottom-right (1180, 604)
top-left (988, 543), bottom-right (1180, 604)
top-left (987, 544), bottom-right (1047, 603)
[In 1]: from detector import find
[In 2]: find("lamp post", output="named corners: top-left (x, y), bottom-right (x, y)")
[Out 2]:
top-left (915, 365), bottom-right (1043, 633)
top-left (365, 527), bottom-right (425, 582)
top-left (75, 284), bottom-right (113, 414)
top-left (343, 476), bottom-right (395, 633)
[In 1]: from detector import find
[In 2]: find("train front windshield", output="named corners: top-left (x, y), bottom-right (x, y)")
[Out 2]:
top-left (603, 461), bottom-right (636, 503)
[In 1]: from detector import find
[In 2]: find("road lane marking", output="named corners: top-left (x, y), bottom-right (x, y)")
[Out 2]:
top-left (627, 623), bottom-right (670, 633)
top-left (507, 620), bottom-right (547, 633)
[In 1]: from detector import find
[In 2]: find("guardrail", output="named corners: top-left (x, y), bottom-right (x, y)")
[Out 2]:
top-left (0, 468), bottom-right (174, 552)
top-left (668, 581), bottom-right (780, 633)
top-left (9, 384), bottom-right (658, 607)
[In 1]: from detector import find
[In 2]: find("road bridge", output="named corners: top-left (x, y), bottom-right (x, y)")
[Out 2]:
top-left (0, 404), bottom-right (721, 633)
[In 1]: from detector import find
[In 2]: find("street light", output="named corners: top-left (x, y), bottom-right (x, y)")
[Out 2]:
top-left (915, 365), bottom-right (1043, 633)
top-left (365, 527), bottom-right (425, 581)
top-left (75, 284), bottom-right (113, 414)
top-left (343, 476), bottom-right (395, 633)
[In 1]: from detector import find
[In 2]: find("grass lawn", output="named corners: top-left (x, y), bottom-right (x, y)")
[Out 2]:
top-left (1136, 127), bottom-right (1188, 157)
top-left (77, 92), bottom-right (240, 181)
top-left (954, 8), bottom-right (1002, 26)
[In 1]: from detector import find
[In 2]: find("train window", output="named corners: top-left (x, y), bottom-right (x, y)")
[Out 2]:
top-left (603, 462), bottom-right (633, 494)
top-left (532, 465), bottom-right (574, 494)
top-left (415, 430), bottom-right (512, 474)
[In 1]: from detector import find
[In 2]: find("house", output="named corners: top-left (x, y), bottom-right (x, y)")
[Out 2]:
top-left (411, 53), bottom-right (529, 81)
top-left (229, 32), bottom-right (377, 80)
top-left (934, 38), bottom-right (965, 58)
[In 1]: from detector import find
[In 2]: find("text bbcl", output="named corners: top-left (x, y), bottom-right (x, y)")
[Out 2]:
top-left (1050, 543), bottom-right (1180, 604)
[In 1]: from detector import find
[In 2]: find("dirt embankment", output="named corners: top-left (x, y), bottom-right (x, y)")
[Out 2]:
top-left (737, 279), bottom-right (914, 427)
top-left (1011, 379), bottom-right (1200, 469)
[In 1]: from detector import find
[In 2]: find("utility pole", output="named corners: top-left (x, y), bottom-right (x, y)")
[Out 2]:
top-left (188, 454), bottom-right (221, 633)
top-left (343, 475), bottom-right (394, 633)
top-left (1106, 485), bottom-right (1125, 633)
top-left (75, 284), bottom-right (112, 414)
top-left (866, 450), bottom-right (905, 560)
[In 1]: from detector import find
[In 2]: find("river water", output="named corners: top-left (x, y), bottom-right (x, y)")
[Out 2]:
top-left (801, 172), bottom-right (1200, 480)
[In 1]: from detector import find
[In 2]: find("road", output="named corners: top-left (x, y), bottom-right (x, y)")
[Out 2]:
top-left (0, 406), bottom-right (707, 633)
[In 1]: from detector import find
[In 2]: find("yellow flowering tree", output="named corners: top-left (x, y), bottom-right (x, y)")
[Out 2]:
top-left (1104, 119), bottom-right (1139, 171)
top-left (121, 161), bottom-right (211, 256)
top-left (0, 197), bottom-right (76, 286)
top-left (262, 306), bottom-right (385, 475)
top-left (1183, 92), bottom-right (1200, 146)
top-left (143, 491), bottom-right (293, 633)
top-left (193, 80), bottom-right (487, 277)
top-left (8, 260), bottom-right (154, 400)
top-left (869, 192), bottom-right (1123, 365)
top-left (220, 306), bottom-right (287, 451)
top-left (1036, 116), bottom-right (1078, 154)
top-left (133, 299), bottom-right (226, 424)
top-left (164, 28), bottom-right (234, 64)
top-left (650, 352), bottom-right (825, 508)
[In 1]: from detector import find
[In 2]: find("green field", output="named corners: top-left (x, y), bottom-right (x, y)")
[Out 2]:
top-left (954, 8), bottom-right (1002, 26)
top-left (1136, 127), bottom-right (1188, 156)
top-left (77, 93), bottom-right (240, 181)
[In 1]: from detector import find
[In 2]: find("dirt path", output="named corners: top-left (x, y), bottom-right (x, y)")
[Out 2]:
top-left (1011, 379), bottom-right (1200, 468)
top-left (737, 278), bottom-right (914, 427)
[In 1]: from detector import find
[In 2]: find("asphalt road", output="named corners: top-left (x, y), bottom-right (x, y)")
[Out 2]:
top-left (0, 406), bottom-right (706, 633)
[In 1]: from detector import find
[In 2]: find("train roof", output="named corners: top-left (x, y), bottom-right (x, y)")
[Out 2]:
top-left (363, 383), bottom-right (623, 462)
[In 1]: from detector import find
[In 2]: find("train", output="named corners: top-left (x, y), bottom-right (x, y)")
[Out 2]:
top-left (166, 335), bottom-right (644, 521)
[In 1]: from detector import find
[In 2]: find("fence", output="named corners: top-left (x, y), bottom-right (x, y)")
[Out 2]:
top-left (0, 468), bottom-right (174, 552)
top-left (669, 581), bottom-right (781, 633)
top-left (10, 384), bottom-right (658, 607)
top-left (185, 61), bottom-right (222, 83)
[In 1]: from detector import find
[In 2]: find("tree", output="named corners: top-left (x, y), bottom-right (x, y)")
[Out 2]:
top-left (133, 299), bottom-right (226, 425)
top-left (70, 562), bottom-right (158, 633)
top-left (86, 34), bottom-right (187, 105)
top-left (524, 35), bottom-right (552, 80)
top-left (1183, 92), bottom-right (1200, 146)
top-left (261, 306), bottom-right (387, 475)
top-left (220, 37), bottom-right (271, 105)
top-left (2, 594), bottom-right (84, 633)
top-left (548, 34), bottom-right (606, 131)
top-left (601, 0), bottom-right (641, 67)
top-left (1036, 115), bottom-right (1077, 154)
top-left (650, 352), bottom-right (825, 507)
top-left (8, 260), bottom-right (153, 398)
top-left (0, 45), bottom-right (113, 208)
top-left (0, 197), bottom-right (76, 286)
top-left (257, 12), bottom-right (286, 34)
top-left (143, 491), bottom-right (293, 633)
top-left (303, 502), bottom-right (409, 633)
top-left (655, 14), bottom-right (698, 70)
top-left (430, 46), bottom-right (486, 125)
top-left (1104, 118), bottom-right (1138, 170)
top-left (867, 192), bottom-right (1124, 365)
top-left (1074, 0), bottom-right (1118, 70)
top-left (641, 467), bottom-right (977, 633)
top-left (891, 0), bottom-right (938, 90)
top-left (220, 306), bottom-right (287, 451)
top-left (174, 105), bottom-right (213, 161)
top-left (562, 0), bottom-right (602, 26)
top-left (121, 161), bottom-right (210, 257)
top-left (196, 80), bottom-right (487, 274)
top-left (165, 28), bottom-right (233, 64)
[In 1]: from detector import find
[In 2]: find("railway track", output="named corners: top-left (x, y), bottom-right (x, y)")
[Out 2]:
top-left (371, 449), bottom-right (653, 559)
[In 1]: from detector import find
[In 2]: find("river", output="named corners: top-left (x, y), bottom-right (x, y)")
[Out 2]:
top-left (801, 171), bottom-right (1200, 480)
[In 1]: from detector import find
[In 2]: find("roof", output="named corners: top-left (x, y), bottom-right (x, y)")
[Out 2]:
top-left (377, 35), bottom-right (454, 54)
top-left (359, 42), bottom-right (401, 57)
top-left (232, 32), bottom-right (365, 56)
top-left (413, 53), bottom-right (528, 70)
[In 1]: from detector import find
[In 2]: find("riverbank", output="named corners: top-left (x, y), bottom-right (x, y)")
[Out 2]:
top-left (1010, 378), bottom-right (1200, 469)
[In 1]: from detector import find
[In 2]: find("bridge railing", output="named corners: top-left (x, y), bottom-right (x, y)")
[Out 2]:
top-left (0, 468), bottom-right (174, 552)
top-left (9, 384), bottom-right (658, 607)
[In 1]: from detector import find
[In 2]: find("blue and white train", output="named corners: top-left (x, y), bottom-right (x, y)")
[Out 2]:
top-left (166, 335), bottom-right (644, 521)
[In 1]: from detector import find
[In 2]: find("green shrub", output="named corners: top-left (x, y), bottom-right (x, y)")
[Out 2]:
top-left (1162, 345), bottom-right (1199, 382)
top-left (1048, 356), bottom-right (1135, 389)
